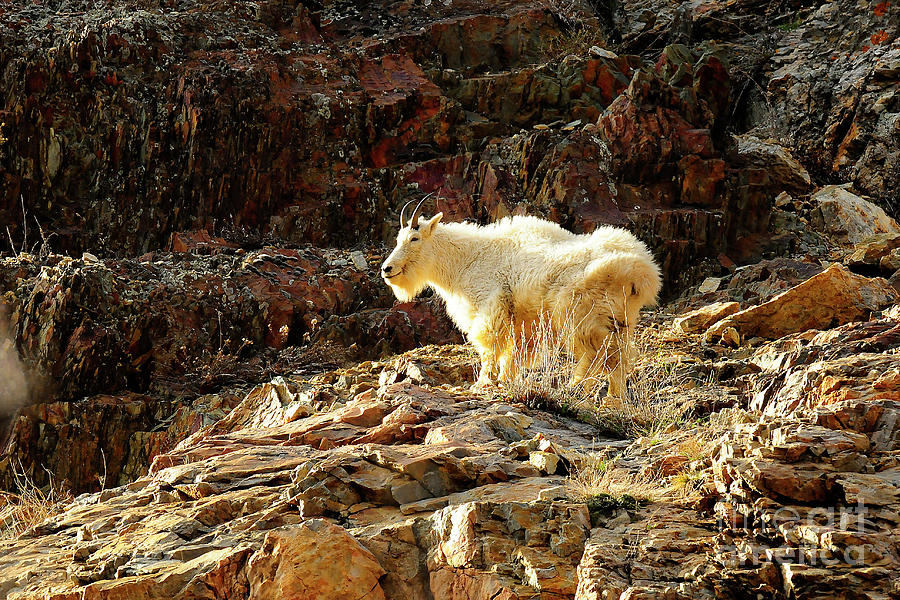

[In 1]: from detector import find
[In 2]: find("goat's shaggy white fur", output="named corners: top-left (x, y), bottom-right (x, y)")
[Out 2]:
top-left (381, 214), bottom-right (661, 396)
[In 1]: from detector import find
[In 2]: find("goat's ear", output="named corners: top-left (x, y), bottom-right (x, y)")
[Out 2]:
top-left (422, 212), bottom-right (443, 236)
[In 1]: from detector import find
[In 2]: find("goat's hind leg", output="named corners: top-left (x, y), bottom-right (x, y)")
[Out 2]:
top-left (570, 320), bottom-right (631, 400)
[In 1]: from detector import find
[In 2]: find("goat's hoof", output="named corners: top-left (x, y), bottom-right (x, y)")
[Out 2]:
top-left (601, 394), bottom-right (625, 409)
top-left (471, 379), bottom-right (495, 393)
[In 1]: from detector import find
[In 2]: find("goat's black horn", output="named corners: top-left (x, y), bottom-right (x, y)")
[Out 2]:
top-left (399, 199), bottom-right (417, 228)
top-left (409, 192), bottom-right (434, 230)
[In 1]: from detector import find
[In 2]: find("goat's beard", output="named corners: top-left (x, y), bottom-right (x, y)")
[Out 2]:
top-left (384, 270), bottom-right (428, 303)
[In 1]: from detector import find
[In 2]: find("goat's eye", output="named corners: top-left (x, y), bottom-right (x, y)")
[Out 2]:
top-left (410, 237), bottom-right (420, 242)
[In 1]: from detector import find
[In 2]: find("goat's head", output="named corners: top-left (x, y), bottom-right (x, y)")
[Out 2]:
top-left (381, 195), bottom-right (443, 302)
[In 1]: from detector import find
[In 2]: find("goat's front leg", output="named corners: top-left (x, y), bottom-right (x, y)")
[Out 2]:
top-left (471, 339), bottom-right (499, 387)
top-left (570, 313), bottom-right (632, 402)
top-left (497, 350), bottom-right (517, 383)
top-left (469, 297), bottom-right (513, 388)
top-left (606, 326), bottom-right (635, 399)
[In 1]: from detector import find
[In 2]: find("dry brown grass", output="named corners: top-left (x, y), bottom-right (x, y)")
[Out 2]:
top-left (487, 309), bottom-right (691, 438)
top-left (542, 25), bottom-right (609, 60)
top-left (600, 328), bottom-right (693, 435)
top-left (571, 407), bottom-right (760, 504)
top-left (0, 465), bottom-right (72, 540)
top-left (567, 459), bottom-right (666, 504)
top-left (497, 308), bottom-right (592, 419)
top-left (569, 452), bottom-right (707, 505)
top-left (669, 469), bottom-right (706, 498)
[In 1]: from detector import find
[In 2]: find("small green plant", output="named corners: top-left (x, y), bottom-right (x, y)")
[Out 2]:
top-left (585, 492), bottom-right (648, 514)
top-left (776, 13), bottom-right (803, 32)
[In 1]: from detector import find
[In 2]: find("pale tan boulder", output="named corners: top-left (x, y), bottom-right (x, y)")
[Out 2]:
top-left (810, 186), bottom-right (900, 245)
top-left (672, 301), bottom-right (740, 334)
top-left (838, 471), bottom-right (900, 507)
top-left (706, 264), bottom-right (897, 341)
top-left (247, 519), bottom-right (387, 600)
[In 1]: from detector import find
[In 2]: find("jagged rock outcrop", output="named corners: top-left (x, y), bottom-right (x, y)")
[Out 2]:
top-left (3, 286), bottom-right (900, 599)
top-left (811, 186), bottom-right (900, 246)
top-left (0, 362), bottom-right (606, 599)
top-left (5, 0), bottom-right (870, 293)
top-left (616, 0), bottom-right (899, 216)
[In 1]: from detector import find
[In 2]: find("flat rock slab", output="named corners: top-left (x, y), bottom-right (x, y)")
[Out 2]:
top-left (707, 264), bottom-right (897, 341)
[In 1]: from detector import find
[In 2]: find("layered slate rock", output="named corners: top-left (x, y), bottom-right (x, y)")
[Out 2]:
top-left (0, 0), bottom-right (835, 295)
top-left (0, 373), bottom-right (605, 600)
top-left (0, 248), bottom-right (392, 402)
top-left (3, 267), bottom-right (900, 599)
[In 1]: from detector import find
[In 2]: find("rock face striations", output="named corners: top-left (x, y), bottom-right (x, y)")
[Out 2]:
top-left (1, 0), bottom-right (900, 598)
top-left (1, 302), bottom-right (899, 599)
top-left (8, 0), bottom-right (892, 279)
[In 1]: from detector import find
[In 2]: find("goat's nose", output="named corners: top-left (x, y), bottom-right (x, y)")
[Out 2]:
top-left (382, 265), bottom-right (393, 273)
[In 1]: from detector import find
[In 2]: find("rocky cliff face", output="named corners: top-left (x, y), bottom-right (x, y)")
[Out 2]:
top-left (1, 0), bottom-right (899, 598)
top-left (8, 0), bottom-right (894, 272)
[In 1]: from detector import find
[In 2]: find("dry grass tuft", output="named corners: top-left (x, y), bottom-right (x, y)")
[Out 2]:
top-left (669, 469), bottom-right (706, 498)
top-left (498, 309), bottom-right (593, 419)
top-left (542, 25), bottom-right (609, 60)
top-left (0, 465), bottom-right (72, 541)
top-left (567, 459), bottom-right (666, 504)
top-left (594, 330), bottom-right (692, 437)
top-left (488, 311), bottom-right (691, 438)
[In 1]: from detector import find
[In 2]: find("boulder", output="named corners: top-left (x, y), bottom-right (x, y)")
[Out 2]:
top-left (673, 301), bottom-right (740, 334)
top-left (846, 233), bottom-right (900, 277)
top-left (810, 186), bottom-right (900, 246)
top-left (726, 259), bottom-right (824, 305)
top-left (707, 264), bottom-right (897, 341)
top-left (247, 519), bottom-right (387, 600)
top-left (731, 135), bottom-right (812, 194)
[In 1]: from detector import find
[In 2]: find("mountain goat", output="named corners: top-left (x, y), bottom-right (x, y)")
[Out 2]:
top-left (381, 198), bottom-right (661, 397)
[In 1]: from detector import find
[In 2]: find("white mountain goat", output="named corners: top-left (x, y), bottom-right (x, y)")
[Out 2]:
top-left (380, 198), bottom-right (661, 397)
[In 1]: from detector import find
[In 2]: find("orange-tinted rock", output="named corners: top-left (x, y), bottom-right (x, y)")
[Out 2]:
top-left (170, 231), bottom-right (238, 254)
top-left (846, 232), bottom-right (900, 277)
top-left (707, 264), bottom-right (898, 341)
top-left (754, 354), bottom-right (900, 418)
top-left (725, 259), bottom-right (824, 305)
top-left (673, 301), bottom-right (740, 334)
top-left (247, 519), bottom-right (387, 600)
